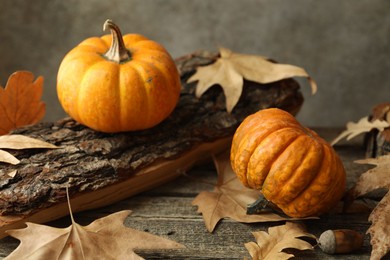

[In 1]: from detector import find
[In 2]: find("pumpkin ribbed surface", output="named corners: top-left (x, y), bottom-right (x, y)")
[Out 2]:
top-left (57, 21), bottom-right (181, 133)
top-left (230, 108), bottom-right (346, 217)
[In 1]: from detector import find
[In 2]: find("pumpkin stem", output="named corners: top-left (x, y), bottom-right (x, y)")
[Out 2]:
top-left (103, 19), bottom-right (131, 63)
top-left (246, 196), bottom-right (286, 216)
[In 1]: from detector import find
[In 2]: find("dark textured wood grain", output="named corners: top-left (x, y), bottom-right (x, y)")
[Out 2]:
top-left (0, 51), bottom-right (303, 219)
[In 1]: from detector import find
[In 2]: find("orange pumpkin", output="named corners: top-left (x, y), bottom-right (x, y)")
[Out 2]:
top-left (57, 20), bottom-right (181, 133)
top-left (230, 108), bottom-right (346, 218)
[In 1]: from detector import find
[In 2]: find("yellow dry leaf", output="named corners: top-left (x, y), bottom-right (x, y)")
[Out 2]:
top-left (245, 222), bottom-right (315, 260)
top-left (7, 170), bottom-right (17, 178)
top-left (349, 155), bottom-right (390, 260)
top-left (0, 150), bottom-right (19, 165)
top-left (192, 151), bottom-right (293, 233)
top-left (0, 134), bottom-right (58, 165)
top-left (6, 189), bottom-right (184, 260)
top-left (331, 116), bottom-right (390, 146)
top-left (187, 47), bottom-right (317, 112)
top-left (0, 134), bottom-right (58, 150)
top-left (0, 71), bottom-right (45, 135)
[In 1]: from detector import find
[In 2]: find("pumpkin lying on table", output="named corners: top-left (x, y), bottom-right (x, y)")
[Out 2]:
top-left (230, 108), bottom-right (346, 218)
top-left (57, 19), bottom-right (181, 133)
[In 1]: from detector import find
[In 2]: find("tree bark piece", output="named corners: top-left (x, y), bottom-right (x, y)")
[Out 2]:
top-left (365, 102), bottom-right (390, 157)
top-left (0, 50), bottom-right (304, 237)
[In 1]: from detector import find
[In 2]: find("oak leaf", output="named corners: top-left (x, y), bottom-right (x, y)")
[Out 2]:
top-left (192, 151), bottom-right (292, 233)
top-left (187, 47), bottom-right (317, 112)
top-left (6, 197), bottom-right (184, 260)
top-left (348, 154), bottom-right (390, 260)
top-left (0, 71), bottom-right (45, 135)
top-left (331, 116), bottom-right (390, 146)
top-left (245, 222), bottom-right (315, 260)
top-left (0, 134), bottom-right (58, 165)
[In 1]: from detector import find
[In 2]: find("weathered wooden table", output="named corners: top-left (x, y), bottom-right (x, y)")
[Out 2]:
top-left (0, 128), bottom-right (387, 259)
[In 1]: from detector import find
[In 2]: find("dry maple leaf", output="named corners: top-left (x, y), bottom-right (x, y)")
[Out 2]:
top-left (245, 222), bottom-right (316, 260)
top-left (348, 154), bottom-right (390, 260)
top-left (187, 47), bottom-right (317, 112)
top-left (6, 189), bottom-right (184, 260)
top-left (0, 71), bottom-right (45, 135)
top-left (331, 116), bottom-right (390, 146)
top-left (0, 134), bottom-right (58, 165)
top-left (192, 151), bottom-right (292, 233)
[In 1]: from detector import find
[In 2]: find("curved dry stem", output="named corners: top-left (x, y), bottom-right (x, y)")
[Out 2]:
top-left (102, 19), bottom-right (131, 63)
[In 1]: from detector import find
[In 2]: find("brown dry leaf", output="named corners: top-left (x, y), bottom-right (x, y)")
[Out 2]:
top-left (0, 134), bottom-right (58, 165)
top-left (192, 151), bottom-right (292, 233)
top-left (6, 189), bottom-right (184, 260)
top-left (245, 222), bottom-right (315, 260)
top-left (349, 154), bottom-right (390, 260)
top-left (331, 116), bottom-right (390, 146)
top-left (0, 71), bottom-right (45, 135)
top-left (187, 47), bottom-right (317, 112)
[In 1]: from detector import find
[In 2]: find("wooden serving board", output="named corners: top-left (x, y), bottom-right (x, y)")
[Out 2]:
top-left (0, 51), bottom-right (304, 238)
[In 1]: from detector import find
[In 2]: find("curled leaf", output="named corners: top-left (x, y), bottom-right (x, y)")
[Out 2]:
top-left (0, 134), bottom-right (58, 150)
top-left (0, 134), bottom-right (58, 165)
top-left (7, 170), bottom-right (17, 178)
top-left (245, 222), bottom-right (315, 260)
top-left (331, 117), bottom-right (390, 146)
top-left (349, 155), bottom-right (390, 260)
top-left (188, 47), bottom-right (317, 113)
top-left (0, 150), bottom-right (19, 165)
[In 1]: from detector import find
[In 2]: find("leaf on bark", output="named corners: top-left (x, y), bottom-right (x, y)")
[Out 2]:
top-left (0, 71), bottom-right (45, 135)
top-left (347, 155), bottom-right (390, 260)
top-left (192, 151), bottom-right (292, 233)
top-left (0, 150), bottom-right (19, 165)
top-left (0, 134), bottom-right (58, 165)
top-left (187, 47), bottom-right (317, 113)
top-left (331, 116), bottom-right (390, 146)
top-left (245, 222), bottom-right (315, 260)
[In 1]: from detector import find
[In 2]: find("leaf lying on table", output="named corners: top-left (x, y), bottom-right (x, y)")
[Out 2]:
top-left (0, 134), bottom-right (58, 165)
top-left (331, 116), bottom-right (390, 146)
top-left (187, 47), bottom-right (317, 113)
top-left (347, 154), bottom-right (390, 260)
top-left (6, 190), bottom-right (184, 260)
top-left (245, 222), bottom-right (316, 260)
top-left (0, 71), bottom-right (45, 135)
top-left (192, 151), bottom-right (293, 233)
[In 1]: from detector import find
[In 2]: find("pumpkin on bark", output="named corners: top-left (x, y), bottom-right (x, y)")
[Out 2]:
top-left (57, 20), bottom-right (181, 133)
top-left (230, 108), bottom-right (346, 218)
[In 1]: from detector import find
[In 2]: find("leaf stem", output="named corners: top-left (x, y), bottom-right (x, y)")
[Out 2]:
top-left (66, 186), bottom-right (75, 224)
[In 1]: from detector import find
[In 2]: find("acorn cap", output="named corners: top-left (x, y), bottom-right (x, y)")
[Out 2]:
top-left (318, 229), bottom-right (364, 255)
top-left (318, 230), bottom-right (336, 254)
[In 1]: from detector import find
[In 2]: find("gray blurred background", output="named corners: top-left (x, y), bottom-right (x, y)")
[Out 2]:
top-left (1, 0), bottom-right (389, 127)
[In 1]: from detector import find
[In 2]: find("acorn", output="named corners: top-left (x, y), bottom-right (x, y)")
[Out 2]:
top-left (318, 229), bottom-right (364, 254)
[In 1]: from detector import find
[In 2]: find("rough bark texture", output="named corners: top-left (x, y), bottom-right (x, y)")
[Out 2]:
top-left (0, 50), bottom-right (304, 217)
top-left (365, 102), bottom-right (390, 157)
